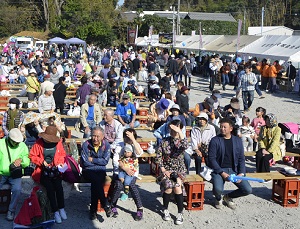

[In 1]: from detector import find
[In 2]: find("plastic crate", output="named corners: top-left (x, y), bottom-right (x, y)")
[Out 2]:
top-left (272, 179), bottom-right (300, 207)
top-left (0, 189), bottom-right (11, 214)
top-left (184, 181), bottom-right (205, 211)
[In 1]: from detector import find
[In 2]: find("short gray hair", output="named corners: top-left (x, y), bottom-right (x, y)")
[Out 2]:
top-left (104, 108), bottom-right (114, 117)
top-left (92, 126), bottom-right (104, 134)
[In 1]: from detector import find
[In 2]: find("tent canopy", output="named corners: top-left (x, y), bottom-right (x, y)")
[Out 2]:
top-left (48, 37), bottom-right (67, 45)
top-left (67, 37), bottom-right (86, 49)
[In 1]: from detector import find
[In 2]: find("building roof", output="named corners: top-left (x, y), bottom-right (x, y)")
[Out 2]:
top-left (121, 11), bottom-right (236, 22)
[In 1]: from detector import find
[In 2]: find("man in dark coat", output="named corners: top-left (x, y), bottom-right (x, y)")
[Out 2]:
top-left (166, 54), bottom-right (179, 83)
top-left (53, 76), bottom-right (67, 114)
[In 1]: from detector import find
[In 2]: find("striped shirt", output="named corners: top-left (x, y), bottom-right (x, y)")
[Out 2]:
top-left (239, 72), bottom-right (257, 91)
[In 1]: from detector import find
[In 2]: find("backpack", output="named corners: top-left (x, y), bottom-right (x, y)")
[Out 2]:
top-left (62, 154), bottom-right (81, 183)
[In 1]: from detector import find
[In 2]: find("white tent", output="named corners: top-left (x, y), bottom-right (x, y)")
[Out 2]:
top-left (238, 35), bottom-right (290, 59)
top-left (183, 35), bottom-right (223, 51)
top-left (261, 36), bottom-right (300, 61)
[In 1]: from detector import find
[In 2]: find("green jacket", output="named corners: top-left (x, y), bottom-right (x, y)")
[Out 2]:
top-left (0, 138), bottom-right (30, 176)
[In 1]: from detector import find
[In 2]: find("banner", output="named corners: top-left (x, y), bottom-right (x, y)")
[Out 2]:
top-left (199, 23), bottom-right (203, 50)
top-left (158, 33), bottom-right (173, 44)
top-left (127, 29), bottom-right (136, 45)
top-left (236, 19), bottom-right (243, 52)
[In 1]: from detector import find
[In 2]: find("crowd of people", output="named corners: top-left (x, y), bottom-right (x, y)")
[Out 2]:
top-left (0, 43), bottom-right (297, 225)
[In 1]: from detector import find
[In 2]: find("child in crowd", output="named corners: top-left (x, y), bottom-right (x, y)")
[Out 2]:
top-left (118, 144), bottom-right (139, 201)
top-left (251, 107), bottom-right (266, 151)
top-left (238, 116), bottom-right (256, 152)
top-left (8, 69), bottom-right (18, 84)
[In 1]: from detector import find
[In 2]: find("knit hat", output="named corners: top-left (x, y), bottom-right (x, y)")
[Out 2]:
top-left (124, 144), bottom-right (133, 153)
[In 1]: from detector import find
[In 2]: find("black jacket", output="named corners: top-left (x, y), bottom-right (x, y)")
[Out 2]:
top-left (176, 93), bottom-right (189, 115)
top-left (53, 83), bottom-right (67, 107)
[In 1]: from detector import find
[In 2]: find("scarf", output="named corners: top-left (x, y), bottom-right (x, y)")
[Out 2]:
top-left (8, 109), bottom-right (18, 130)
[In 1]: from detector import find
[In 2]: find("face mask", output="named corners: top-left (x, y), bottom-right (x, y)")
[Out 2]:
top-left (9, 104), bottom-right (16, 110)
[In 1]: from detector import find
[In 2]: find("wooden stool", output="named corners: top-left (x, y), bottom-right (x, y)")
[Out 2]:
top-left (184, 181), bottom-right (205, 210)
top-left (272, 179), bottom-right (300, 207)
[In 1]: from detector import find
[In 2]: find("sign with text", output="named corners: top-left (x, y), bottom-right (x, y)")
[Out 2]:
top-left (159, 33), bottom-right (173, 44)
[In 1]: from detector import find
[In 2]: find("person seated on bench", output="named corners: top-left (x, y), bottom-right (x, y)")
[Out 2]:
top-left (153, 116), bottom-right (190, 174)
top-left (99, 108), bottom-right (124, 175)
top-left (191, 112), bottom-right (216, 174)
top-left (237, 116), bottom-right (255, 152)
top-left (155, 119), bottom-right (187, 225)
top-left (38, 85), bottom-right (56, 113)
top-left (116, 94), bottom-right (140, 129)
top-left (2, 98), bottom-right (24, 137)
top-left (29, 126), bottom-right (67, 224)
top-left (80, 127), bottom-right (113, 221)
top-left (208, 118), bottom-right (252, 210)
top-left (148, 98), bottom-right (170, 130)
top-left (118, 144), bottom-right (139, 201)
top-left (256, 113), bottom-right (281, 173)
top-left (109, 128), bottom-right (143, 221)
top-left (0, 128), bottom-right (30, 221)
top-left (80, 94), bottom-right (102, 138)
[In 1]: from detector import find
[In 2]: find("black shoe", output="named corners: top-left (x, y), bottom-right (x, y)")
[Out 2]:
top-left (104, 206), bottom-right (113, 218)
top-left (89, 212), bottom-right (97, 220)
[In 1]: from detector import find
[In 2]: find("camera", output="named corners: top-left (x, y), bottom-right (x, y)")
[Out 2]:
top-left (170, 172), bottom-right (178, 183)
top-left (43, 166), bottom-right (59, 178)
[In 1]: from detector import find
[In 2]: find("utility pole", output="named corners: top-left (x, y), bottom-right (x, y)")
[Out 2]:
top-left (243, 8), bottom-right (246, 35)
top-left (261, 7), bottom-right (265, 36)
top-left (177, 0), bottom-right (180, 35)
top-left (172, 6), bottom-right (176, 52)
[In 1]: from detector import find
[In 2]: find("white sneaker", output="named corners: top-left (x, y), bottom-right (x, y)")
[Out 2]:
top-left (55, 211), bottom-right (62, 224)
top-left (175, 213), bottom-right (183, 225)
top-left (223, 195), bottom-right (236, 210)
top-left (6, 211), bottom-right (14, 221)
top-left (59, 208), bottom-right (67, 220)
top-left (162, 209), bottom-right (171, 221)
top-left (214, 199), bottom-right (223, 209)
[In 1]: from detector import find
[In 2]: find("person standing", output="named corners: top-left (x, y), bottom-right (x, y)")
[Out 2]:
top-left (80, 127), bottom-right (112, 220)
top-left (53, 77), bottom-right (67, 115)
top-left (238, 65), bottom-right (257, 112)
top-left (26, 69), bottom-right (40, 102)
top-left (208, 118), bottom-right (252, 210)
top-left (208, 57), bottom-right (218, 91)
top-left (166, 54), bottom-right (179, 84)
top-left (0, 128), bottom-right (30, 221)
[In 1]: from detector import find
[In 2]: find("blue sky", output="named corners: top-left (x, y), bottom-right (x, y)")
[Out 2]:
top-left (118, 0), bottom-right (124, 6)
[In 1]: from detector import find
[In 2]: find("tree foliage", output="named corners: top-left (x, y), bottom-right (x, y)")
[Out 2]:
top-left (0, 0), bottom-right (299, 46)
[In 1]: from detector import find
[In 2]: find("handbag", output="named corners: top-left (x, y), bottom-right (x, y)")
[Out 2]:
top-left (6, 139), bottom-right (23, 179)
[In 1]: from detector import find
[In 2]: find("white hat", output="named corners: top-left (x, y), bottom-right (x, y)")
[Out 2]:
top-left (196, 112), bottom-right (208, 121)
top-left (171, 54), bottom-right (175, 58)
top-left (8, 128), bottom-right (24, 143)
top-left (45, 85), bottom-right (55, 92)
top-left (29, 69), bottom-right (37, 74)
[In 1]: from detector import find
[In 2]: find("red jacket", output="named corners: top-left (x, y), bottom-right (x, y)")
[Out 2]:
top-left (29, 138), bottom-right (66, 183)
top-left (14, 186), bottom-right (42, 225)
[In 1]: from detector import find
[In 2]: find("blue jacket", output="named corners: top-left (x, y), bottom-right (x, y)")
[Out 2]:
top-left (81, 139), bottom-right (111, 171)
top-left (208, 134), bottom-right (245, 175)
